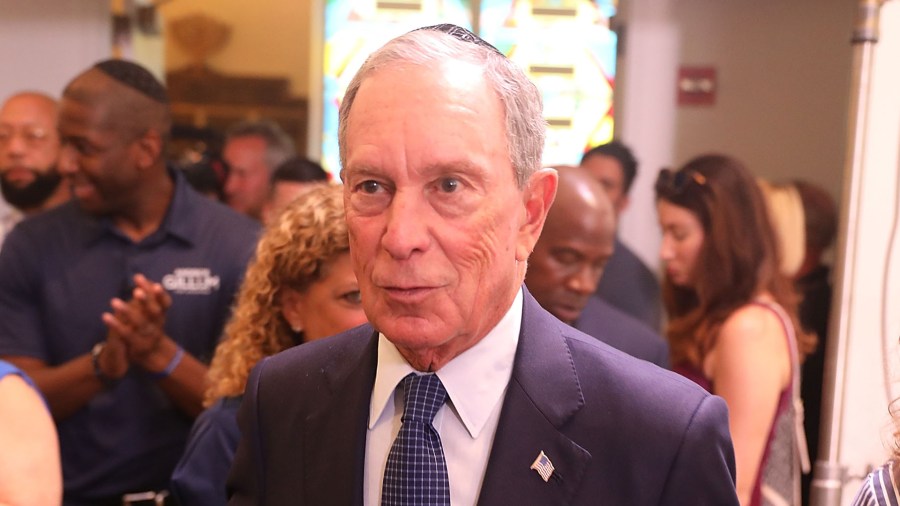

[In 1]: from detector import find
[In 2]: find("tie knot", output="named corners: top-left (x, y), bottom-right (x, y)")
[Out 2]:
top-left (400, 373), bottom-right (447, 423)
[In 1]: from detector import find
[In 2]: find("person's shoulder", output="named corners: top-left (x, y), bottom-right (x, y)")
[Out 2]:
top-left (576, 296), bottom-right (668, 365)
top-left (558, 324), bottom-right (725, 447)
top-left (198, 396), bottom-right (242, 425)
top-left (710, 301), bottom-right (792, 383)
top-left (176, 191), bottom-right (260, 260)
top-left (564, 323), bottom-right (691, 390)
top-left (718, 300), bottom-right (786, 349)
top-left (0, 367), bottom-right (51, 427)
top-left (258, 323), bottom-right (376, 382)
top-left (185, 191), bottom-right (259, 236)
top-left (850, 461), bottom-right (898, 506)
top-left (580, 297), bottom-right (661, 340)
top-left (184, 396), bottom-right (242, 448)
top-left (0, 203), bottom-right (89, 266)
top-left (5, 201), bottom-right (81, 241)
top-left (0, 361), bottom-right (36, 388)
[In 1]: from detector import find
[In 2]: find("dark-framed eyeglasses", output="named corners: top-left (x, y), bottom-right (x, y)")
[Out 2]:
top-left (655, 168), bottom-right (707, 195)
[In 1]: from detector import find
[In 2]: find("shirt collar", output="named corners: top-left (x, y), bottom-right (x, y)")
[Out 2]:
top-left (161, 167), bottom-right (199, 245)
top-left (369, 288), bottom-right (523, 438)
top-left (78, 167), bottom-right (196, 247)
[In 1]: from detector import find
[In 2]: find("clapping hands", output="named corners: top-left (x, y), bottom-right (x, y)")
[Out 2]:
top-left (99, 274), bottom-right (174, 378)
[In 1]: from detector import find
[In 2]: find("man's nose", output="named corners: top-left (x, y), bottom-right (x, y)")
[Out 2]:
top-left (2, 132), bottom-right (28, 157)
top-left (660, 234), bottom-right (675, 261)
top-left (566, 264), bottom-right (600, 296)
top-left (57, 143), bottom-right (81, 176)
top-left (381, 190), bottom-right (431, 260)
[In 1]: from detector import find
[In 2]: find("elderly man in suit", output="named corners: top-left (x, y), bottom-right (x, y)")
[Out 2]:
top-left (525, 165), bottom-right (669, 368)
top-left (227, 25), bottom-right (737, 505)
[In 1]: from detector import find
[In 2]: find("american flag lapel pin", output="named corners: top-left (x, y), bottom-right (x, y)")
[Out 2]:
top-left (530, 450), bottom-right (555, 482)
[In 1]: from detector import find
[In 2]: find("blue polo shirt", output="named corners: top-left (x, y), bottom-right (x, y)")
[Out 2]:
top-left (0, 170), bottom-right (260, 504)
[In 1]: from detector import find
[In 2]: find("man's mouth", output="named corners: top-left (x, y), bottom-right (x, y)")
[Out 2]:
top-left (1, 167), bottom-right (36, 186)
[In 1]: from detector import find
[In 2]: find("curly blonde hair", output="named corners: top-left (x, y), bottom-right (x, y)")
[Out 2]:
top-left (204, 183), bottom-right (349, 406)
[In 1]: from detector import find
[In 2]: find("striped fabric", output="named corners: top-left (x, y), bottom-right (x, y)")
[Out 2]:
top-left (851, 462), bottom-right (900, 506)
top-left (382, 373), bottom-right (450, 506)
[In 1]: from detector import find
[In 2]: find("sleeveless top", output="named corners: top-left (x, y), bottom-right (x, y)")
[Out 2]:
top-left (673, 300), bottom-right (810, 506)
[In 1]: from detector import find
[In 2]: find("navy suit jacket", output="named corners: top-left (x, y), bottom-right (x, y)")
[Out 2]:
top-left (574, 295), bottom-right (670, 369)
top-left (227, 290), bottom-right (737, 505)
top-left (596, 238), bottom-right (663, 331)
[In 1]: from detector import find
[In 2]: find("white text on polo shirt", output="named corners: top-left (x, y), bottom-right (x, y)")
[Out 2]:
top-left (162, 268), bottom-right (220, 294)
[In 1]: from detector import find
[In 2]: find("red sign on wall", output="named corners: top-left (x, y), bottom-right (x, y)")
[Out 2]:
top-left (677, 66), bottom-right (717, 106)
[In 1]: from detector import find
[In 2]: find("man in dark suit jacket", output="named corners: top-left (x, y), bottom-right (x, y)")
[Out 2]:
top-left (575, 295), bottom-right (669, 368)
top-left (581, 141), bottom-right (663, 331)
top-left (230, 292), bottom-right (734, 505)
top-left (525, 165), bottom-right (669, 368)
top-left (228, 24), bottom-right (736, 505)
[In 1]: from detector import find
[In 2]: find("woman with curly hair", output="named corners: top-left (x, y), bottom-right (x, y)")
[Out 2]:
top-left (170, 183), bottom-right (367, 505)
top-left (655, 154), bottom-right (816, 506)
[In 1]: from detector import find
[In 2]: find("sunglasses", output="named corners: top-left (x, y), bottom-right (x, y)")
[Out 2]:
top-left (655, 168), bottom-right (707, 195)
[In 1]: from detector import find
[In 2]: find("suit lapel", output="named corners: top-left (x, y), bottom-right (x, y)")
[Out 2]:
top-left (478, 290), bottom-right (591, 506)
top-left (302, 328), bottom-right (379, 506)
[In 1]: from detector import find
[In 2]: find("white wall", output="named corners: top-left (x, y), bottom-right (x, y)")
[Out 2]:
top-left (614, 0), bottom-right (680, 276)
top-left (616, 0), bottom-right (855, 273)
top-left (0, 0), bottom-right (111, 100)
top-left (831, 1), bottom-right (900, 500)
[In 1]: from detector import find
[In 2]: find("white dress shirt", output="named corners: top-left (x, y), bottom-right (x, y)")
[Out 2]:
top-left (0, 204), bottom-right (22, 251)
top-left (364, 289), bottom-right (523, 506)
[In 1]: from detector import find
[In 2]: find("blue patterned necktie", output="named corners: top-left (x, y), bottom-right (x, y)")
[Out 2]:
top-left (381, 373), bottom-right (451, 506)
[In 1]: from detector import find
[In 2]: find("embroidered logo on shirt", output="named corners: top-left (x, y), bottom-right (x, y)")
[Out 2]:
top-left (162, 268), bottom-right (220, 295)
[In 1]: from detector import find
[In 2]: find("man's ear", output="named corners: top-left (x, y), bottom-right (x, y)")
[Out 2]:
top-left (617, 193), bottom-right (631, 215)
top-left (516, 168), bottom-right (558, 262)
top-left (134, 128), bottom-right (163, 170)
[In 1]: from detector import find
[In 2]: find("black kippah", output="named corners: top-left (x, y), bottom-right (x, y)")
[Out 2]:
top-left (413, 24), bottom-right (505, 58)
top-left (93, 59), bottom-right (169, 104)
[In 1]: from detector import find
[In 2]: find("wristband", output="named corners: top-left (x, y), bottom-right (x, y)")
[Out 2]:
top-left (91, 342), bottom-right (119, 388)
top-left (150, 346), bottom-right (184, 380)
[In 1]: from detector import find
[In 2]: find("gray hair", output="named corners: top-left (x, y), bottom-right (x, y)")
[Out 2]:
top-left (226, 119), bottom-right (296, 173)
top-left (338, 26), bottom-right (545, 188)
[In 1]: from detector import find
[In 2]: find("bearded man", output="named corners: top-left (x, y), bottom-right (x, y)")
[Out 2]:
top-left (0, 92), bottom-right (70, 248)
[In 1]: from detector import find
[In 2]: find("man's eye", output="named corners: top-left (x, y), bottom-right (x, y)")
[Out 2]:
top-left (439, 178), bottom-right (459, 193)
top-left (359, 180), bottom-right (381, 194)
top-left (72, 141), bottom-right (92, 156)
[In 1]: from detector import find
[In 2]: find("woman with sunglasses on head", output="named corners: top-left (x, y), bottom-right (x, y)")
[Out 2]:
top-left (655, 154), bottom-right (816, 506)
top-left (170, 183), bottom-right (368, 506)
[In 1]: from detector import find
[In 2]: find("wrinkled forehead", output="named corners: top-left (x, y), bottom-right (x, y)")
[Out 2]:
top-left (359, 57), bottom-right (488, 99)
top-left (345, 64), bottom-right (507, 165)
top-left (348, 60), bottom-right (491, 128)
